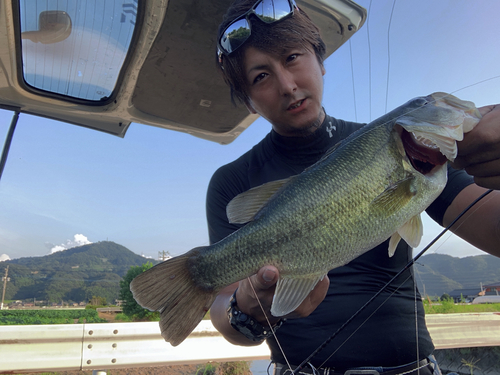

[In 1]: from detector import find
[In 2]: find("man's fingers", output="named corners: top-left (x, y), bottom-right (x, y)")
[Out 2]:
top-left (453, 104), bottom-right (500, 183)
top-left (235, 266), bottom-right (280, 325)
top-left (238, 267), bottom-right (329, 323)
top-left (256, 266), bottom-right (279, 288)
top-left (242, 265), bottom-right (279, 292)
top-left (478, 104), bottom-right (497, 117)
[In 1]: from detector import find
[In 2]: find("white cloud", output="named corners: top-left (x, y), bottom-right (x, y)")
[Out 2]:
top-left (0, 254), bottom-right (10, 262)
top-left (50, 234), bottom-right (92, 254)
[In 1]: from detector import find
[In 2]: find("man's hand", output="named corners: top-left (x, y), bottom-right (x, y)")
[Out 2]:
top-left (210, 265), bottom-right (329, 346)
top-left (452, 104), bottom-right (500, 189)
top-left (236, 265), bottom-right (329, 326)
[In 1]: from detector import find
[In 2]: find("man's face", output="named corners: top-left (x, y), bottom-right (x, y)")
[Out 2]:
top-left (243, 45), bottom-right (326, 137)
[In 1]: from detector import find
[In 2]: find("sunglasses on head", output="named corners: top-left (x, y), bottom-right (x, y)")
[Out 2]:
top-left (217, 0), bottom-right (298, 66)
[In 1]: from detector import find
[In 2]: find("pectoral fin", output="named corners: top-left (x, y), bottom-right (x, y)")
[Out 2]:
top-left (388, 214), bottom-right (423, 257)
top-left (370, 176), bottom-right (416, 215)
top-left (270, 274), bottom-right (325, 317)
top-left (226, 178), bottom-right (292, 224)
top-left (398, 214), bottom-right (423, 248)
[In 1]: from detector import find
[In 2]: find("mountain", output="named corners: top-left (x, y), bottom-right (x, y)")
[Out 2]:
top-left (415, 253), bottom-right (500, 297)
top-left (0, 241), bottom-right (157, 304)
top-left (1, 243), bottom-right (498, 304)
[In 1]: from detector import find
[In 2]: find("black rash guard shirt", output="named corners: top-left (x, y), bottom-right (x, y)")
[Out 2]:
top-left (206, 113), bottom-right (474, 369)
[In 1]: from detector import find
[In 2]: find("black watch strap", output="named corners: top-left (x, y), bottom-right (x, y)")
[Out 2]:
top-left (227, 289), bottom-right (284, 342)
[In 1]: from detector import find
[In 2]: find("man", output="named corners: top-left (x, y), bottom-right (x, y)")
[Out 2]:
top-left (208, 0), bottom-right (500, 373)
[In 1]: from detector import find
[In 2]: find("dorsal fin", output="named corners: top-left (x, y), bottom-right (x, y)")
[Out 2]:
top-left (226, 178), bottom-right (292, 224)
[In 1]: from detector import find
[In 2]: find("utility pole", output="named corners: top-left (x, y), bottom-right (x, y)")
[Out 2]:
top-left (1, 266), bottom-right (9, 310)
top-left (158, 251), bottom-right (171, 261)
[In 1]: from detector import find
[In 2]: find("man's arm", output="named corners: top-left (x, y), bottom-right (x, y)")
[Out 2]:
top-left (443, 184), bottom-right (500, 258)
top-left (210, 267), bottom-right (280, 346)
top-left (443, 104), bottom-right (500, 258)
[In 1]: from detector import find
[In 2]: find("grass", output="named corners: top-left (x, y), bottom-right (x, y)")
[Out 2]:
top-left (424, 300), bottom-right (500, 314)
top-left (195, 362), bottom-right (251, 375)
top-left (461, 357), bottom-right (481, 375)
top-left (114, 313), bottom-right (132, 322)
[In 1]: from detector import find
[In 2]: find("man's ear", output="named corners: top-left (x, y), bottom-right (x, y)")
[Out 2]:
top-left (321, 64), bottom-right (326, 76)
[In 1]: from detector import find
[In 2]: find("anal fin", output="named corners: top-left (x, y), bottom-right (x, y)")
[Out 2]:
top-left (270, 274), bottom-right (325, 317)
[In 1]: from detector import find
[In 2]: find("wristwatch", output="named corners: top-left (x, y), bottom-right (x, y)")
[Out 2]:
top-left (227, 289), bottom-right (285, 342)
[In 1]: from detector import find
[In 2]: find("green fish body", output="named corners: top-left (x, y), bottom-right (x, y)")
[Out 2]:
top-left (131, 92), bottom-right (481, 346)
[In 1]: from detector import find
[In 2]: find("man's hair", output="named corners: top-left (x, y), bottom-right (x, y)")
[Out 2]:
top-left (217, 0), bottom-right (326, 106)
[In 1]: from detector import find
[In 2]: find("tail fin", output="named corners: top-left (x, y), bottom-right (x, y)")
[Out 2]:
top-left (130, 247), bottom-right (216, 346)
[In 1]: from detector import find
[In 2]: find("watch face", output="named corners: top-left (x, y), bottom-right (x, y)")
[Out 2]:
top-left (228, 291), bottom-right (283, 341)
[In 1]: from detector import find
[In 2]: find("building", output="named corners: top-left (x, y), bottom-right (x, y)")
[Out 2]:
top-left (483, 283), bottom-right (500, 295)
top-left (448, 288), bottom-right (482, 303)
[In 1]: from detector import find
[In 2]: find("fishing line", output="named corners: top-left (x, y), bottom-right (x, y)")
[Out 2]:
top-left (246, 276), bottom-right (293, 372)
top-left (308, 183), bottom-right (495, 370)
top-left (285, 72), bottom-right (500, 375)
top-left (409, 188), bottom-right (497, 359)
top-left (384, 0), bottom-right (396, 114)
top-left (448, 74), bottom-right (500, 98)
top-left (413, 268), bottom-right (420, 375)
top-left (255, 11), bottom-right (499, 368)
top-left (260, 89), bottom-right (496, 372)
top-left (291, 188), bottom-right (493, 373)
top-left (249, 83), bottom-right (498, 374)
top-left (317, 272), bottom-right (414, 368)
top-left (337, 73), bottom-right (500, 157)
top-left (366, 0), bottom-right (373, 122)
top-left (322, 72), bottom-right (500, 169)
top-left (418, 190), bottom-right (496, 257)
top-left (289, 1), bottom-right (500, 370)
top-left (349, 39), bottom-right (358, 122)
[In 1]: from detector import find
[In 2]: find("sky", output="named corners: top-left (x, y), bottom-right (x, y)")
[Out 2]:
top-left (1, 0), bottom-right (500, 261)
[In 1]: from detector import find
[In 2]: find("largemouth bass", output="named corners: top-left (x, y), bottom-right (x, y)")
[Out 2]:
top-left (131, 92), bottom-right (481, 346)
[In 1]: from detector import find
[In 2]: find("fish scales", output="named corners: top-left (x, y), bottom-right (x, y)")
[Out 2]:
top-left (192, 123), bottom-right (412, 287)
top-left (130, 92), bottom-right (481, 346)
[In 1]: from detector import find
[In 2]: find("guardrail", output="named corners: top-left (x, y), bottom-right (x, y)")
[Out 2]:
top-left (425, 312), bottom-right (500, 349)
top-left (1, 313), bottom-right (499, 374)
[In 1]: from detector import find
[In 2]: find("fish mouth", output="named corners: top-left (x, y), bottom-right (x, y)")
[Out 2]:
top-left (400, 128), bottom-right (448, 175)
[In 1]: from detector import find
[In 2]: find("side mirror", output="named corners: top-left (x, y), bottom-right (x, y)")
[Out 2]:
top-left (21, 10), bottom-right (72, 44)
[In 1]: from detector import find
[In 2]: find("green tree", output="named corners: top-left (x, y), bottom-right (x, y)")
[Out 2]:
top-left (440, 293), bottom-right (452, 301)
top-left (119, 262), bottom-right (158, 320)
top-left (89, 295), bottom-right (107, 306)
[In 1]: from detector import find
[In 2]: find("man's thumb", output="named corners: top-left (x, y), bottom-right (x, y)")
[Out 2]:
top-left (255, 266), bottom-right (279, 289)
